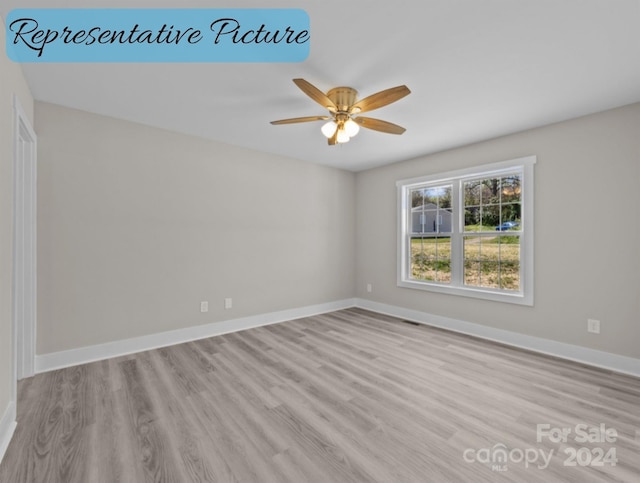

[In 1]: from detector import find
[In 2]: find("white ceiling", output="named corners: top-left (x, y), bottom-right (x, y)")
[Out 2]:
top-left (3, 0), bottom-right (640, 171)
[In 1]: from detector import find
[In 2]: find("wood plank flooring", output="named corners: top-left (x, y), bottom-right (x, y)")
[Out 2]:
top-left (1, 308), bottom-right (639, 482)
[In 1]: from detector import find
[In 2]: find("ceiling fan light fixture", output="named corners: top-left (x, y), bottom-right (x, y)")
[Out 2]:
top-left (336, 128), bottom-right (350, 144)
top-left (344, 118), bottom-right (360, 137)
top-left (321, 120), bottom-right (338, 138)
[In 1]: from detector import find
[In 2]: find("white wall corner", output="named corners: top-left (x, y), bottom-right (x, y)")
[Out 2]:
top-left (35, 298), bottom-right (357, 373)
top-left (355, 298), bottom-right (640, 378)
top-left (0, 402), bottom-right (17, 465)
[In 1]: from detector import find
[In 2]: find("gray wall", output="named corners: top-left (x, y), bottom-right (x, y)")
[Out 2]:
top-left (356, 102), bottom-right (640, 358)
top-left (24, 93), bottom-right (640, 363)
top-left (0, 17), bottom-right (34, 430)
top-left (36, 102), bottom-right (356, 354)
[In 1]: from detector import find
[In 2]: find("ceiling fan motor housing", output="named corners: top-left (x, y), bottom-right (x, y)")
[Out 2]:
top-left (326, 87), bottom-right (358, 112)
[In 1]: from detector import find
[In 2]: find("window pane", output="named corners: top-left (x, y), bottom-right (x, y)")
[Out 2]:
top-left (464, 180), bottom-right (482, 206)
top-left (464, 206), bottom-right (481, 232)
top-left (464, 236), bottom-right (492, 261)
top-left (464, 260), bottom-right (479, 286)
top-left (501, 175), bottom-right (521, 203)
top-left (423, 187), bottom-right (440, 206)
top-left (412, 209), bottom-right (432, 234)
top-left (482, 205), bottom-right (500, 229)
top-left (465, 173), bottom-right (522, 233)
top-left (464, 235), bottom-right (520, 291)
top-left (410, 185), bottom-right (452, 234)
top-left (482, 178), bottom-right (501, 204)
top-left (438, 186), bottom-right (452, 209)
top-left (479, 262), bottom-right (500, 288)
top-left (411, 237), bottom-right (451, 283)
top-left (411, 188), bottom-right (424, 208)
top-left (500, 203), bottom-right (521, 229)
top-left (499, 236), bottom-right (520, 290)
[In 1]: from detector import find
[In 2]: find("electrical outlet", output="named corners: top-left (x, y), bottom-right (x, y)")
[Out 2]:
top-left (200, 301), bottom-right (208, 313)
top-left (587, 319), bottom-right (600, 334)
top-left (224, 298), bottom-right (232, 309)
top-left (366, 283), bottom-right (373, 293)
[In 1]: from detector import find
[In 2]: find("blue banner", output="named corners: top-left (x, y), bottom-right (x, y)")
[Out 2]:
top-left (6, 9), bottom-right (310, 62)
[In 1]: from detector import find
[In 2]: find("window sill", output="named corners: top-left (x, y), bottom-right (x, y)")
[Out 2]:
top-left (397, 279), bottom-right (533, 306)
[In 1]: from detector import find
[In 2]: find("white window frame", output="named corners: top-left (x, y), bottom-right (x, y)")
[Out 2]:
top-left (397, 156), bottom-right (535, 306)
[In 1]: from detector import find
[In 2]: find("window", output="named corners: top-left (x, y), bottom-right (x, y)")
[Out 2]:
top-left (397, 156), bottom-right (535, 305)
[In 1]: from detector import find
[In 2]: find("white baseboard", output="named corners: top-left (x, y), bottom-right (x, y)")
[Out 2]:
top-left (0, 402), bottom-right (17, 465)
top-left (34, 296), bottom-right (640, 378)
top-left (35, 298), bottom-right (356, 373)
top-left (355, 298), bottom-right (640, 377)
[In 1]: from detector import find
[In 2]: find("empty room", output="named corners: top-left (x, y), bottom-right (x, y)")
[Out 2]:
top-left (1, 1), bottom-right (639, 482)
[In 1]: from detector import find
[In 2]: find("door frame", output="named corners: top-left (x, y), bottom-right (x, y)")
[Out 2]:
top-left (12, 95), bottom-right (37, 402)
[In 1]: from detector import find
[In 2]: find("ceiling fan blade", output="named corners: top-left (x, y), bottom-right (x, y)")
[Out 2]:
top-left (351, 85), bottom-right (411, 114)
top-left (354, 117), bottom-right (406, 134)
top-left (293, 78), bottom-right (337, 112)
top-left (271, 116), bottom-right (330, 125)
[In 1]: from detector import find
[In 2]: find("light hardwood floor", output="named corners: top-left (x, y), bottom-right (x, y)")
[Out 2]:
top-left (1, 308), bottom-right (639, 482)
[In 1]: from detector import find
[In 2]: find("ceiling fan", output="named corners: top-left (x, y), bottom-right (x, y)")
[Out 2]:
top-left (271, 79), bottom-right (411, 145)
